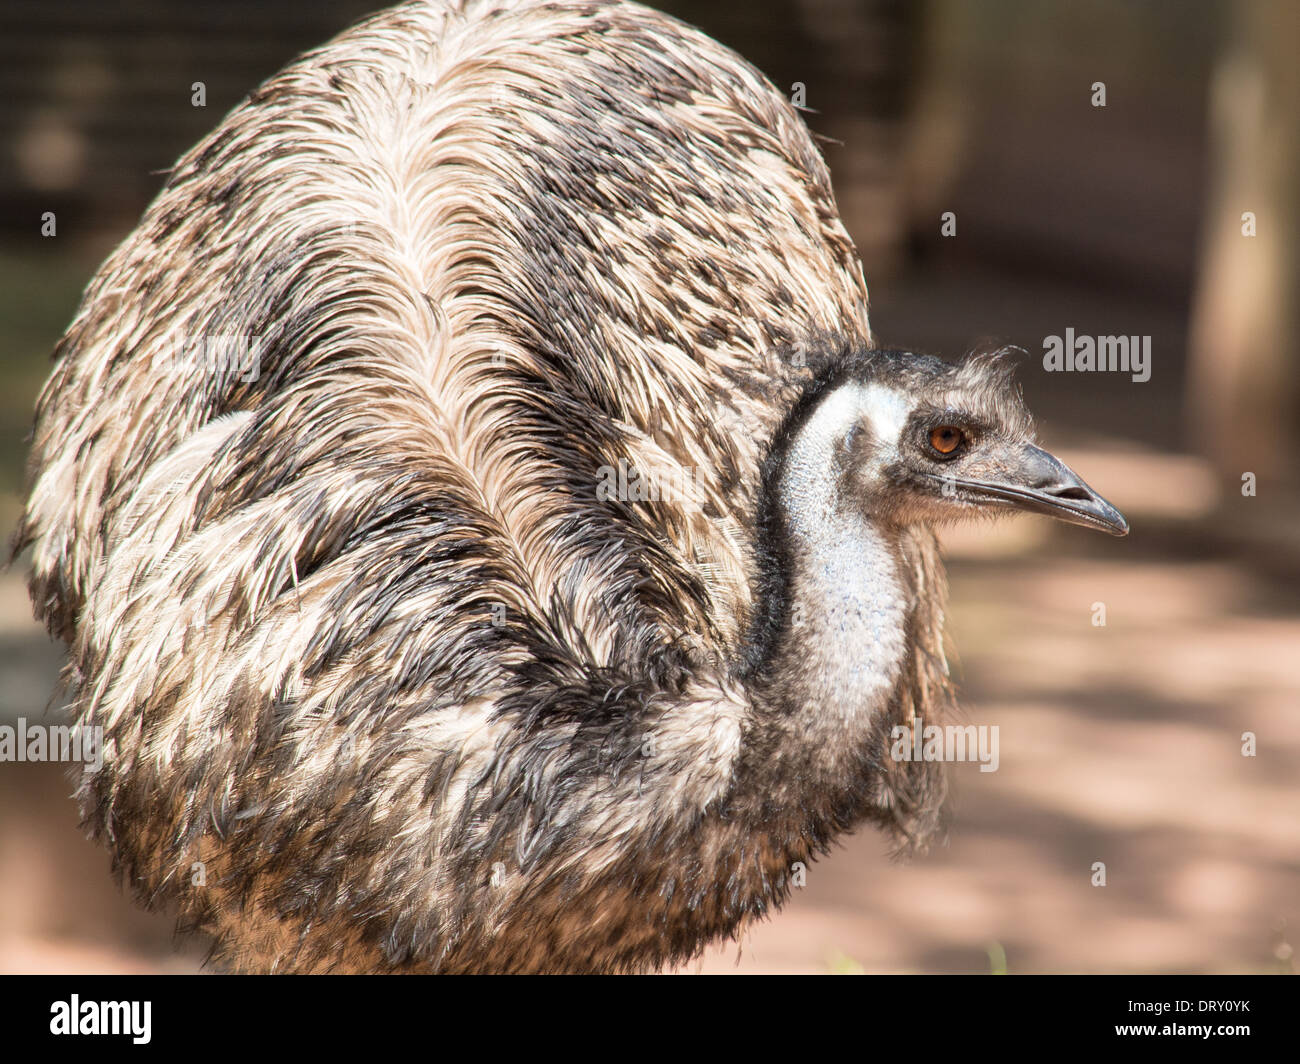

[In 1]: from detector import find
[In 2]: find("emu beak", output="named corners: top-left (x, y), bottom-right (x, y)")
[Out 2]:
top-left (958, 444), bottom-right (1129, 536)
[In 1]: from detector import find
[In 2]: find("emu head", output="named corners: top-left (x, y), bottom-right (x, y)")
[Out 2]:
top-left (780, 348), bottom-right (1128, 540)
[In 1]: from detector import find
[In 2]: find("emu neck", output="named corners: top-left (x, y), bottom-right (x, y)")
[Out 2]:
top-left (778, 509), bottom-right (908, 726)
top-left (754, 382), bottom-right (910, 770)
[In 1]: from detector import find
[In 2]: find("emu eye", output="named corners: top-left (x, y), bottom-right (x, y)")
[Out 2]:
top-left (928, 425), bottom-right (965, 456)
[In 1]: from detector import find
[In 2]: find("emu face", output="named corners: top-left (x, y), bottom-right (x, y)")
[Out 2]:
top-left (823, 351), bottom-right (1129, 538)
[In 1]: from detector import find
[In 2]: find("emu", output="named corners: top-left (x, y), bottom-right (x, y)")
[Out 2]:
top-left (15, 0), bottom-right (1126, 973)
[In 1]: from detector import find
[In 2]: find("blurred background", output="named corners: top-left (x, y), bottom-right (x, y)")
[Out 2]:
top-left (1, 0), bottom-right (1296, 973)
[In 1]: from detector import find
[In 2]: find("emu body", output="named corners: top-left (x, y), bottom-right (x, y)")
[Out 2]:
top-left (16, 0), bottom-right (1125, 973)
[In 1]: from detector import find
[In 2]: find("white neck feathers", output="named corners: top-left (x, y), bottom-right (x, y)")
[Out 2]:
top-left (775, 381), bottom-right (910, 722)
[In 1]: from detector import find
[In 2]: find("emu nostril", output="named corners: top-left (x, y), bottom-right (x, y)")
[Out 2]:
top-left (1004, 444), bottom-right (1128, 535)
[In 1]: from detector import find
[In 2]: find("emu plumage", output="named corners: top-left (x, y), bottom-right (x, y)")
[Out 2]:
top-left (16, 0), bottom-right (1125, 973)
